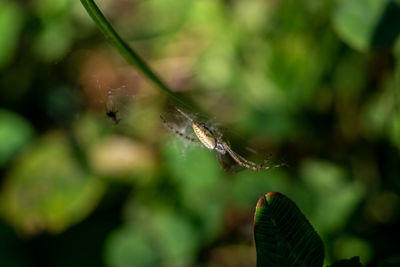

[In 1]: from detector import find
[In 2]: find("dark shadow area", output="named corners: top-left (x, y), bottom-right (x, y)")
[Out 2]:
top-left (0, 184), bottom-right (131, 267)
top-left (370, 1), bottom-right (400, 49)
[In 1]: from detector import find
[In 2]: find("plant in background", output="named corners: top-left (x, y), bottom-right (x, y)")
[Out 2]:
top-left (0, 0), bottom-right (398, 266)
top-left (78, 1), bottom-right (384, 266)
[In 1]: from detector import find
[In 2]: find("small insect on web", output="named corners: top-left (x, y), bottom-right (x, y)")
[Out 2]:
top-left (104, 86), bottom-right (135, 124)
top-left (160, 107), bottom-right (286, 172)
top-left (105, 92), bottom-right (120, 124)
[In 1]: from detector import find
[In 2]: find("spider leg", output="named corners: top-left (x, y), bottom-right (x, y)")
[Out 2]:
top-left (226, 150), bottom-right (258, 170)
top-left (223, 144), bottom-right (260, 170)
top-left (258, 153), bottom-right (273, 168)
top-left (175, 107), bottom-right (194, 122)
top-left (257, 162), bottom-right (288, 170)
top-left (222, 142), bottom-right (259, 167)
top-left (256, 153), bottom-right (288, 170)
top-left (224, 143), bottom-right (277, 169)
top-left (223, 143), bottom-right (285, 171)
top-left (160, 115), bottom-right (198, 143)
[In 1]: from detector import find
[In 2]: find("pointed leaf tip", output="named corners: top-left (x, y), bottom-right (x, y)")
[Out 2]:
top-left (265, 192), bottom-right (281, 202)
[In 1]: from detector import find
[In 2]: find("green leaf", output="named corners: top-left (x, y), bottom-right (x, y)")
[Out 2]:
top-left (32, 0), bottom-right (74, 62)
top-left (0, 109), bottom-right (34, 167)
top-left (254, 192), bottom-right (324, 267)
top-left (0, 132), bottom-right (105, 234)
top-left (0, 1), bottom-right (24, 68)
top-left (328, 256), bottom-right (363, 267)
top-left (33, 18), bottom-right (74, 62)
top-left (332, 0), bottom-right (400, 51)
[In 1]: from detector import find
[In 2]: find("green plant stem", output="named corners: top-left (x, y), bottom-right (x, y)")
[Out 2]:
top-left (80, 0), bottom-right (188, 107)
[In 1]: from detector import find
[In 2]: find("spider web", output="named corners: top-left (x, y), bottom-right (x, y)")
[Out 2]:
top-left (161, 104), bottom-right (285, 172)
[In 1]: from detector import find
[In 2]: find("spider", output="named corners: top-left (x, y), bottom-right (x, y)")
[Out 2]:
top-left (160, 107), bottom-right (285, 171)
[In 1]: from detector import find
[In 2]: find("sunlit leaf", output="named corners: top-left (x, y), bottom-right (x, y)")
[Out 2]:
top-left (32, 0), bottom-right (75, 62)
top-left (0, 109), bottom-right (34, 167)
top-left (0, 132), bottom-right (105, 235)
top-left (0, 1), bottom-right (24, 68)
top-left (88, 136), bottom-right (155, 179)
top-left (33, 20), bottom-right (74, 62)
top-left (254, 192), bottom-right (324, 267)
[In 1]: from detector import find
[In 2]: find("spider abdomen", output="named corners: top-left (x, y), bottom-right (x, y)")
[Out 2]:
top-left (192, 122), bottom-right (217, 150)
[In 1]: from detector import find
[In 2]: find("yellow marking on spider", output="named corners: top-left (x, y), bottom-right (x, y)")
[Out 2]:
top-left (192, 122), bottom-right (216, 150)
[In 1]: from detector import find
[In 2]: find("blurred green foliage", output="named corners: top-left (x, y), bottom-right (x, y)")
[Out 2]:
top-left (0, 110), bottom-right (34, 166)
top-left (0, 1), bottom-right (24, 68)
top-left (0, 0), bottom-right (399, 266)
top-left (1, 132), bottom-right (105, 234)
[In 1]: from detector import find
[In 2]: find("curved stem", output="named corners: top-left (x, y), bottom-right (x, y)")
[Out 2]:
top-left (80, 0), bottom-right (188, 107)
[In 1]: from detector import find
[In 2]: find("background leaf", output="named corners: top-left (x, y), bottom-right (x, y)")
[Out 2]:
top-left (254, 192), bottom-right (324, 267)
top-left (0, 132), bottom-right (105, 234)
top-left (332, 0), bottom-right (400, 51)
top-left (0, 109), bottom-right (34, 167)
top-left (0, 1), bottom-right (24, 68)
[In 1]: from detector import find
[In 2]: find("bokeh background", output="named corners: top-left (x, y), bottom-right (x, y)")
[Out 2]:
top-left (1, 0), bottom-right (400, 266)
